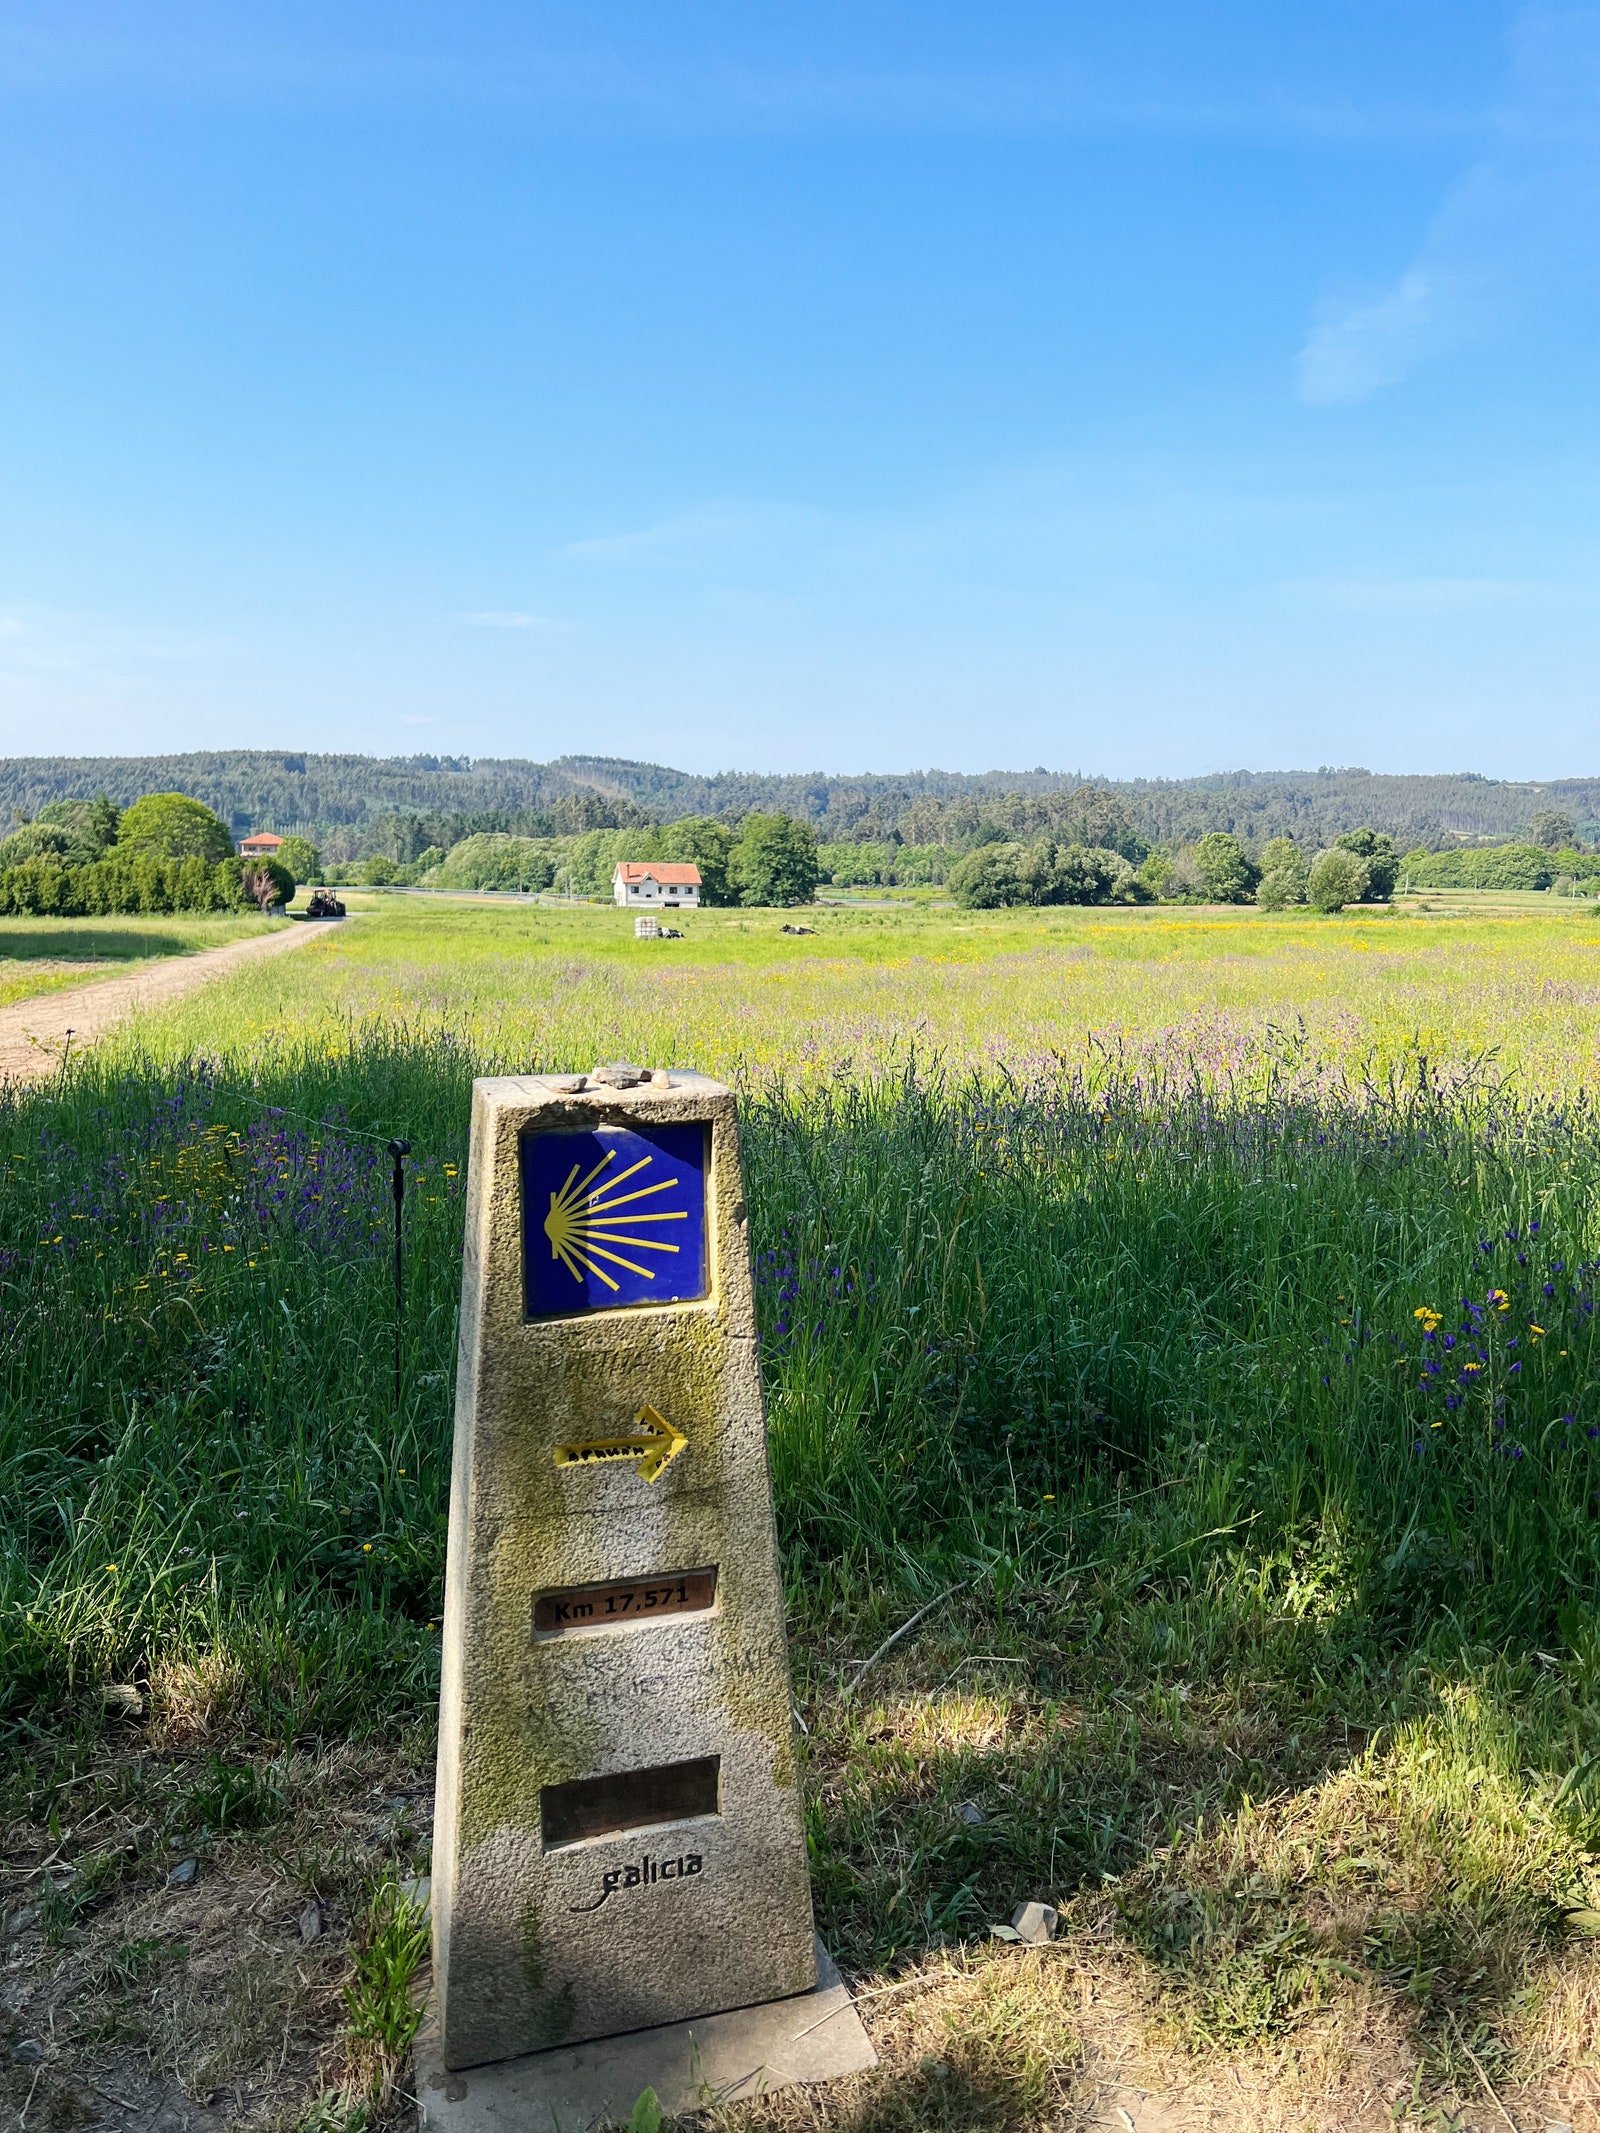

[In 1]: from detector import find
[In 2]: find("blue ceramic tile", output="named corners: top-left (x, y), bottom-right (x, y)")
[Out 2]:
top-left (522, 1123), bottom-right (708, 1317)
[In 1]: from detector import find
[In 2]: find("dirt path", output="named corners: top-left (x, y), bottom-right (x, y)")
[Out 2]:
top-left (0, 921), bottom-right (339, 1084)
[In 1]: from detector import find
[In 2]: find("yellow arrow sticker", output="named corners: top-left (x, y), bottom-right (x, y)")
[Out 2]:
top-left (553, 1405), bottom-right (687, 1484)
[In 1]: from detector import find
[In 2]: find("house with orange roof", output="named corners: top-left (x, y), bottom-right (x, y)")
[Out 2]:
top-left (238, 830), bottom-right (285, 858)
top-left (612, 860), bottom-right (701, 910)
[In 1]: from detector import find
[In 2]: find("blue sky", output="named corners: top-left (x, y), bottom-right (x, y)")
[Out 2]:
top-left (0, 2), bottom-right (1596, 778)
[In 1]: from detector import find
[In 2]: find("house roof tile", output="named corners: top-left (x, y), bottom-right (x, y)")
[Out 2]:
top-left (614, 862), bottom-right (701, 885)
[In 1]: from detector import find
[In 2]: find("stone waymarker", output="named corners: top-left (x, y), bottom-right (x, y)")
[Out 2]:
top-left (430, 1065), bottom-right (866, 2102)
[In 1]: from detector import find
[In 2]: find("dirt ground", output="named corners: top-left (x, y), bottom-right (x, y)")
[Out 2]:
top-left (0, 924), bottom-right (336, 1085)
top-left (6, 1728), bottom-right (1598, 2133)
top-left (0, 1727), bottom-right (432, 2133)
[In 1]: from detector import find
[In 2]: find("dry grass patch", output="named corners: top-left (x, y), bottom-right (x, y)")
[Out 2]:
top-left (146, 1649), bottom-right (250, 1748)
top-left (0, 1737), bottom-right (432, 2131)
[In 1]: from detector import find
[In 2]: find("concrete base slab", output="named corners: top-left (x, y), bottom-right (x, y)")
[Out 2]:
top-left (414, 1941), bottom-right (876, 2131)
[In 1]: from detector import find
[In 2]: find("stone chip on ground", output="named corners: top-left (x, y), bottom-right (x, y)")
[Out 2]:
top-left (1010, 1899), bottom-right (1058, 1944)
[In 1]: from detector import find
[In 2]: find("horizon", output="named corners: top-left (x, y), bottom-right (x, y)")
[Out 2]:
top-left (2, 4), bottom-right (1598, 777)
top-left (0, 748), bottom-right (1593, 790)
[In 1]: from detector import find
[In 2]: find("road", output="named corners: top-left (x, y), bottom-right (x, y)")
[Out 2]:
top-left (0, 920), bottom-right (338, 1085)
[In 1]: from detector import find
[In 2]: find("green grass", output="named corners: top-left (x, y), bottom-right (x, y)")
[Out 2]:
top-left (0, 913), bottom-right (278, 1007)
top-left (7, 897), bottom-right (1600, 2124)
top-left (106, 892), bottom-right (1600, 1099)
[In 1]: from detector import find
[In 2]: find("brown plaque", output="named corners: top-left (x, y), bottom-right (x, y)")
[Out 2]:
top-left (532, 1566), bottom-right (718, 1637)
top-left (541, 1756), bottom-right (721, 1850)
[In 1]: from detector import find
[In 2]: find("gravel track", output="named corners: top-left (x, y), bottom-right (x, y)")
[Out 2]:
top-left (0, 922), bottom-right (337, 1085)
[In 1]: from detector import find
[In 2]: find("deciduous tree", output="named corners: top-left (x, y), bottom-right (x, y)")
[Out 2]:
top-left (1193, 832), bottom-right (1258, 904)
top-left (727, 814), bottom-right (819, 906)
top-left (118, 792), bottom-right (235, 863)
top-left (276, 835), bottom-right (322, 884)
top-left (1335, 827), bottom-right (1398, 900)
top-left (1308, 848), bottom-right (1369, 913)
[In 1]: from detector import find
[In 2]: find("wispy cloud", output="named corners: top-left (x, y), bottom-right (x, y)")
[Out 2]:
top-left (0, 601), bottom-right (221, 671)
top-left (1298, 6), bottom-right (1600, 405)
top-left (453, 609), bottom-right (556, 629)
top-left (1291, 574), bottom-right (1557, 611)
top-left (1298, 269), bottom-right (1478, 407)
top-left (560, 505), bottom-right (821, 570)
top-left (0, 601), bottom-right (230, 743)
top-left (0, 5), bottom-right (1485, 147)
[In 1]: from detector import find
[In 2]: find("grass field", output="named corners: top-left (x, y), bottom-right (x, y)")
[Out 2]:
top-left (6, 896), bottom-right (1600, 2130)
top-left (0, 912), bottom-right (279, 1009)
top-left (134, 892), bottom-right (1600, 1092)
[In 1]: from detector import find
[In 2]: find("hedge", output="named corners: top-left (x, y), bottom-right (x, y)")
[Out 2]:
top-left (1399, 844), bottom-right (1600, 892)
top-left (0, 855), bottom-right (249, 917)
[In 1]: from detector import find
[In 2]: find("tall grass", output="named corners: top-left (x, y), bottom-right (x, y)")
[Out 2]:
top-left (134, 894), bottom-right (1600, 1094)
top-left (753, 1058), bottom-right (1600, 1632)
top-left (4, 1026), bottom-right (1599, 1760)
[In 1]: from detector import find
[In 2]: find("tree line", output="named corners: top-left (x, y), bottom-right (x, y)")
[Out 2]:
top-left (7, 784), bottom-right (1593, 918)
top-left (3, 751), bottom-right (1597, 861)
top-left (0, 794), bottom-right (325, 916)
top-left (377, 814), bottom-right (822, 906)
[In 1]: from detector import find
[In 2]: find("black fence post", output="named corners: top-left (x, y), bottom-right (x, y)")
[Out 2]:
top-left (388, 1138), bottom-right (410, 1410)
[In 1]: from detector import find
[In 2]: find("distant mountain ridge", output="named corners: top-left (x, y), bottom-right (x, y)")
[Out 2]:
top-left (0, 751), bottom-right (1594, 854)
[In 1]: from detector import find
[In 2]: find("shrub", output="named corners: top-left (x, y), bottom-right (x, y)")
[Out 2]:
top-left (948, 840), bottom-right (1141, 909)
top-left (1307, 848), bottom-right (1369, 912)
top-left (1155, 848), bottom-right (1209, 902)
top-left (241, 859), bottom-right (295, 910)
top-left (1255, 869), bottom-right (1301, 912)
top-left (431, 834), bottom-right (557, 893)
top-left (949, 842), bottom-right (1046, 908)
top-left (819, 841), bottom-right (895, 888)
top-left (1057, 844), bottom-right (1141, 903)
top-left (1397, 844), bottom-right (1600, 893)
top-left (0, 822), bottom-right (72, 868)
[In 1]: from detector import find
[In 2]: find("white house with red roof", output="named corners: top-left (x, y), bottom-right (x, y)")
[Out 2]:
top-left (238, 830), bottom-right (285, 858)
top-left (612, 860), bottom-right (701, 910)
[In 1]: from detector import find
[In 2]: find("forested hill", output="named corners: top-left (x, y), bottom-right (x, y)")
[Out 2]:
top-left (0, 751), bottom-right (1595, 853)
top-left (0, 753), bottom-right (575, 830)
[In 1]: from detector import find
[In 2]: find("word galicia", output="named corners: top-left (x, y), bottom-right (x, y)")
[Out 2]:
top-left (570, 1852), bottom-right (705, 1912)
